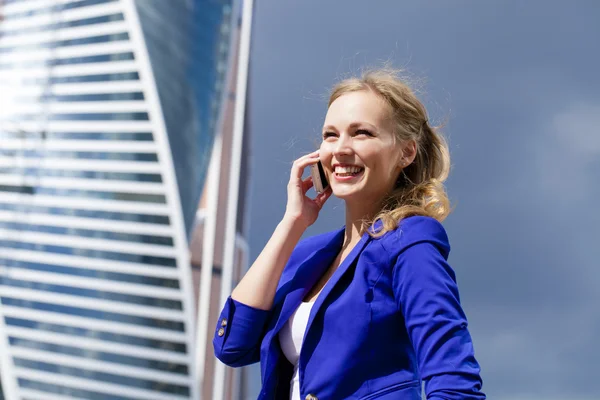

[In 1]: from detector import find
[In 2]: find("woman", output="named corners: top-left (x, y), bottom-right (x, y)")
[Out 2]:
top-left (213, 69), bottom-right (485, 399)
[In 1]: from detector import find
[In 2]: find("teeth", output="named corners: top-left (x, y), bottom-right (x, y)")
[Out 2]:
top-left (335, 166), bottom-right (362, 174)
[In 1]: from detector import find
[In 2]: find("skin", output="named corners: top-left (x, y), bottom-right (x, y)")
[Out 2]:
top-left (231, 89), bottom-right (416, 309)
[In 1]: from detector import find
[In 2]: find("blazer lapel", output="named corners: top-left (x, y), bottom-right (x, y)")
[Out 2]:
top-left (272, 228), bottom-right (345, 335)
top-left (303, 231), bottom-right (372, 340)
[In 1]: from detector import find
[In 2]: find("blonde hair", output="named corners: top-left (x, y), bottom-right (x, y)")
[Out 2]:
top-left (328, 68), bottom-right (451, 237)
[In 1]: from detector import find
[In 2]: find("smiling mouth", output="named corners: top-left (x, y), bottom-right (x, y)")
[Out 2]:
top-left (334, 165), bottom-right (364, 177)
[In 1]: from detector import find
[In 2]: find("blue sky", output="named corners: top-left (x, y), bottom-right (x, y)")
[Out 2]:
top-left (246, 1), bottom-right (600, 399)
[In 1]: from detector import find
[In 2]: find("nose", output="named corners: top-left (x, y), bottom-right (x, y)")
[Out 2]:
top-left (333, 133), bottom-right (353, 157)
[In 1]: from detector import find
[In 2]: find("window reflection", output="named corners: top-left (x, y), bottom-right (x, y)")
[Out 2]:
top-left (17, 72), bottom-right (139, 85)
top-left (0, 260), bottom-right (179, 288)
top-left (13, 358), bottom-right (190, 395)
top-left (15, 112), bottom-right (149, 121)
top-left (0, 241), bottom-right (176, 267)
top-left (0, 53), bottom-right (134, 70)
top-left (0, 221), bottom-right (173, 246)
top-left (4, 151), bottom-right (158, 162)
top-left (0, 186), bottom-right (166, 204)
top-left (0, 203), bottom-right (170, 225)
top-left (0, 168), bottom-right (162, 183)
top-left (0, 33), bottom-right (129, 53)
top-left (5, 317), bottom-right (185, 351)
top-left (3, 298), bottom-right (184, 330)
top-left (0, 277), bottom-right (182, 310)
top-left (0, 14), bottom-right (125, 38)
top-left (18, 379), bottom-right (144, 400)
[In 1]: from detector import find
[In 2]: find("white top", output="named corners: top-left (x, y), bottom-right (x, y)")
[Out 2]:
top-left (278, 300), bottom-right (315, 400)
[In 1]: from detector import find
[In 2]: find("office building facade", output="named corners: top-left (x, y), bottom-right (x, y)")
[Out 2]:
top-left (0, 0), bottom-right (241, 398)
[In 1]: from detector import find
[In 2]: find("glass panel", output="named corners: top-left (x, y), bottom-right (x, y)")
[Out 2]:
top-left (46, 131), bottom-right (151, 139)
top-left (0, 169), bottom-right (162, 183)
top-left (0, 221), bottom-right (173, 245)
top-left (0, 33), bottom-right (130, 53)
top-left (0, 277), bottom-right (182, 309)
top-left (18, 379), bottom-right (139, 400)
top-left (5, 317), bottom-right (186, 351)
top-left (1, 151), bottom-right (158, 162)
top-left (0, 241), bottom-right (176, 267)
top-left (14, 112), bottom-right (149, 121)
top-left (0, 186), bottom-right (166, 204)
top-left (0, 203), bottom-right (170, 225)
top-left (13, 358), bottom-right (190, 395)
top-left (0, 52), bottom-right (134, 69)
top-left (14, 72), bottom-right (139, 85)
top-left (0, 259), bottom-right (179, 288)
top-left (28, 92), bottom-right (145, 103)
top-left (3, 298), bottom-right (184, 331)
top-left (2, 0), bottom-right (119, 21)
top-left (0, 14), bottom-right (125, 38)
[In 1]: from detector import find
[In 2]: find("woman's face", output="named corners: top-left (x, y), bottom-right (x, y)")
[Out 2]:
top-left (319, 90), bottom-right (405, 204)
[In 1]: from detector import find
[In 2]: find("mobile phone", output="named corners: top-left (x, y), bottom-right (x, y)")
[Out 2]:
top-left (310, 160), bottom-right (329, 193)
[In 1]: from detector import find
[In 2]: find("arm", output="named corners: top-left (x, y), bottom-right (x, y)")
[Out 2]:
top-left (213, 218), bottom-right (308, 366)
top-left (214, 150), bottom-right (332, 367)
top-left (231, 217), bottom-right (306, 309)
top-left (393, 241), bottom-right (485, 399)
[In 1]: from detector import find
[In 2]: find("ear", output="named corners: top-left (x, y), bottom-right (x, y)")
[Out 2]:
top-left (399, 139), bottom-right (417, 168)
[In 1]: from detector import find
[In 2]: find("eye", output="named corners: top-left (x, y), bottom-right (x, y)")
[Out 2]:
top-left (356, 129), bottom-right (373, 136)
top-left (322, 131), bottom-right (337, 139)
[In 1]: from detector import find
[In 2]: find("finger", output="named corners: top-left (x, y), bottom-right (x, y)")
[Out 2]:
top-left (314, 186), bottom-right (333, 209)
top-left (295, 150), bottom-right (319, 163)
top-left (290, 155), bottom-right (320, 180)
top-left (301, 176), bottom-right (313, 193)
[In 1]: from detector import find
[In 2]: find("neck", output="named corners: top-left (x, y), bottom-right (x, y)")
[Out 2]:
top-left (343, 198), bottom-right (381, 246)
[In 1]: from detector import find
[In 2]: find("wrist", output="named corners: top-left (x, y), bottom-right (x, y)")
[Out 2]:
top-left (280, 214), bottom-right (309, 235)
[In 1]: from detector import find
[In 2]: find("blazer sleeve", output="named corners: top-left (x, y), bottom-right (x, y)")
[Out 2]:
top-left (392, 235), bottom-right (485, 399)
top-left (212, 230), bottom-right (333, 368)
top-left (212, 296), bottom-right (271, 367)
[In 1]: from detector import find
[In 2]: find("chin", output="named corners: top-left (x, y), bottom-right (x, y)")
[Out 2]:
top-left (331, 187), bottom-right (363, 201)
top-left (332, 183), bottom-right (385, 207)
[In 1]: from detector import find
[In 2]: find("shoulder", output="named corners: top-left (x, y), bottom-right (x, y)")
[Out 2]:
top-left (376, 216), bottom-right (450, 260)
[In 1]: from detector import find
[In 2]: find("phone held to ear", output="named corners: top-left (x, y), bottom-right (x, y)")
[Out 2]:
top-left (310, 160), bottom-right (329, 194)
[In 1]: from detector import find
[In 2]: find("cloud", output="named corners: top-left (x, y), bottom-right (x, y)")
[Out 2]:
top-left (534, 103), bottom-right (600, 202)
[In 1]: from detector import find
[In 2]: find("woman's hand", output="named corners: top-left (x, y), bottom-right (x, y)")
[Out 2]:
top-left (230, 151), bottom-right (332, 310)
top-left (284, 151), bottom-right (332, 229)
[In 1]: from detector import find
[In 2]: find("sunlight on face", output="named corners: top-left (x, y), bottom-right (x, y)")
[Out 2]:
top-left (319, 90), bottom-right (403, 204)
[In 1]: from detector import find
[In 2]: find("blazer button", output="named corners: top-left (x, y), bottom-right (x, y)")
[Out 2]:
top-left (221, 318), bottom-right (228, 327)
top-left (305, 395), bottom-right (318, 400)
top-left (217, 327), bottom-right (225, 337)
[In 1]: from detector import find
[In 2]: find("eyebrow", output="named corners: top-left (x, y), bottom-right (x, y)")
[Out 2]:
top-left (322, 122), bottom-right (378, 131)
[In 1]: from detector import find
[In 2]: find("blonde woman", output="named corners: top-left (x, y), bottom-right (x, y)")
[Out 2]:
top-left (214, 69), bottom-right (485, 400)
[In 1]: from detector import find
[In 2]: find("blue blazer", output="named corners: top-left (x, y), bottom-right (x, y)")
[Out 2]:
top-left (213, 216), bottom-right (485, 399)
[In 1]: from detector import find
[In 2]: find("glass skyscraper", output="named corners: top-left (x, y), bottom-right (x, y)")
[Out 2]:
top-left (0, 0), bottom-right (237, 398)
